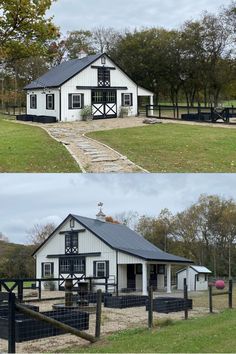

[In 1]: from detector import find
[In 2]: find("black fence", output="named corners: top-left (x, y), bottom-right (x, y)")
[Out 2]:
top-left (0, 276), bottom-right (116, 302)
top-left (0, 276), bottom-right (194, 353)
top-left (146, 105), bottom-right (236, 123)
top-left (0, 105), bottom-right (26, 116)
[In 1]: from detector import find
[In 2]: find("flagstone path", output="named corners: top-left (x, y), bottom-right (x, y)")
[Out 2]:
top-left (29, 117), bottom-right (148, 173)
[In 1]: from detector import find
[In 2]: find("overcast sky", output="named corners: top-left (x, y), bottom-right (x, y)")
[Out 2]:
top-left (1, 173), bottom-right (236, 244)
top-left (47, 0), bottom-right (232, 33)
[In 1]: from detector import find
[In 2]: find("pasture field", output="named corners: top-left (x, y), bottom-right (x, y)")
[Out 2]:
top-left (0, 116), bottom-right (80, 172)
top-left (88, 123), bottom-right (236, 172)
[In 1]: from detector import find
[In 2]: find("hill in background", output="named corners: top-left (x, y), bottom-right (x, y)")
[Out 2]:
top-left (0, 240), bottom-right (35, 278)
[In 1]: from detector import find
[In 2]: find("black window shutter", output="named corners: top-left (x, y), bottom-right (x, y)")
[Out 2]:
top-left (106, 261), bottom-right (109, 278)
top-left (51, 263), bottom-right (54, 276)
top-left (130, 93), bottom-right (133, 106)
top-left (52, 94), bottom-right (55, 110)
top-left (81, 94), bottom-right (84, 108)
top-left (121, 93), bottom-right (124, 106)
top-left (35, 95), bottom-right (37, 109)
top-left (93, 261), bottom-right (96, 277)
top-left (46, 95), bottom-right (48, 109)
top-left (68, 94), bottom-right (72, 109)
top-left (41, 263), bottom-right (44, 278)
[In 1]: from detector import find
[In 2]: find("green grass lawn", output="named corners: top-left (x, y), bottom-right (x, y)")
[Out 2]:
top-left (88, 124), bottom-right (236, 172)
top-left (64, 310), bottom-right (236, 353)
top-left (0, 116), bottom-right (80, 172)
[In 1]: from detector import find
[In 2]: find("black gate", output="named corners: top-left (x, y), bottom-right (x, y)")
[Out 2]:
top-left (92, 89), bottom-right (117, 119)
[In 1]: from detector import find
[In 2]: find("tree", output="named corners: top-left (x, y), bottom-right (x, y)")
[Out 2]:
top-left (27, 222), bottom-right (56, 245)
top-left (92, 27), bottom-right (121, 53)
top-left (64, 30), bottom-right (95, 59)
top-left (136, 209), bottom-right (175, 252)
top-left (105, 216), bottom-right (120, 224)
top-left (114, 211), bottom-right (139, 228)
top-left (0, 0), bottom-right (59, 61)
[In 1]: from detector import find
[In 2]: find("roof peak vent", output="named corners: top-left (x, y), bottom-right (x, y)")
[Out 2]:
top-left (96, 202), bottom-right (106, 222)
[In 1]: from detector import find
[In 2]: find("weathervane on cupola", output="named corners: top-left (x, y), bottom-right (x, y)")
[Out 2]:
top-left (96, 202), bottom-right (106, 222)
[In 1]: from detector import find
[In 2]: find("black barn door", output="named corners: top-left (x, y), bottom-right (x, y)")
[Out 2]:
top-left (92, 90), bottom-right (117, 119)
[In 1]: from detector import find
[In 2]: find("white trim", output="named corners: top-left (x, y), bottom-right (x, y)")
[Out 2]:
top-left (96, 261), bottom-right (106, 277)
top-left (43, 262), bottom-right (52, 277)
top-left (71, 93), bottom-right (82, 109)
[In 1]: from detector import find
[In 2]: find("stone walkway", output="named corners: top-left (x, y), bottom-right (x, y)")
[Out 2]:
top-left (31, 117), bottom-right (148, 173)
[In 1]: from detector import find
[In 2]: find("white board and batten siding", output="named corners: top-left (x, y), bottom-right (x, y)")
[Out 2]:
top-left (177, 266), bottom-right (211, 291)
top-left (61, 56), bottom-right (139, 121)
top-left (35, 218), bottom-right (117, 291)
top-left (26, 88), bottom-right (60, 118)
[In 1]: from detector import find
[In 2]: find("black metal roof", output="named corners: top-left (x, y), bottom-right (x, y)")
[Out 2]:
top-left (24, 53), bottom-right (102, 90)
top-left (72, 215), bottom-right (192, 264)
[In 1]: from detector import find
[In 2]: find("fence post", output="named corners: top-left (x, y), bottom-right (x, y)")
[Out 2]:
top-left (184, 278), bottom-right (188, 320)
top-left (17, 280), bottom-right (23, 302)
top-left (228, 279), bottom-right (233, 309)
top-left (95, 289), bottom-right (102, 339)
top-left (148, 286), bottom-right (153, 329)
top-left (8, 292), bottom-right (16, 354)
top-left (38, 280), bottom-right (42, 300)
top-left (105, 277), bottom-right (108, 293)
top-left (209, 285), bottom-right (213, 313)
top-left (177, 105), bottom-right (179, 119)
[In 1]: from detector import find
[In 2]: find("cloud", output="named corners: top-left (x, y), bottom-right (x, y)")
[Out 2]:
top-left (1, 174), bottom-right (236, 244)
top-left (47, 0), bottom-right (232, 33)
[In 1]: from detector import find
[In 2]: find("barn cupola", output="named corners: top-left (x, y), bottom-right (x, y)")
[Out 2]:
top-left (77, 50), bottom-right (88, 59)
top-left (96, 202), bottom-right (106, 222)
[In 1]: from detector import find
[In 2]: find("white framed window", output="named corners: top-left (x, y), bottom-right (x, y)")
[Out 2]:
top-left (96, 261), bottom-right (106, 277)
top-left (46, 94), bottom-right (54, 110)
top-left (30, 94), bottom-right (37, 109)
top-left (72, 94), bottom-right (82, 108)
top-left (43, 263), bottom-right (53, 277)
top-left (68, 93), bottom-right (84, 109)
top-left (122, 93), bottom-right (133, 106)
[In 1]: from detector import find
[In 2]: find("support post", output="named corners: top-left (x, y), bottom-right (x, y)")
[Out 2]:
top-left (8, 292), bottom-right (16, 354)
top-left (142, 262), bottom-right (148, 296)
top-left (150, 96), bottom-right (154, 116)
top-left (228, 279), bottom-right (233, 309)
top-left (167, 264), bottom-right (171, 294)
top-left (184, 278), bottom-right (188, 320)
top-left (95, 289), bottom-right (102, 339)
top-left (209, 285), bottom-right (213, 313)
top-left (148, 286), bottom-right (153, 329)
top-left (186, 266), bottom-right (191, 291)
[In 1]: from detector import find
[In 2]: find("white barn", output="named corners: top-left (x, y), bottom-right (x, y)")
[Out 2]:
top-left (33, 211), bottom-right (192, 295)
top-left (177, 265), bottom-right (212, 291)
top-left (24, 53), bottom-right (154, 122)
